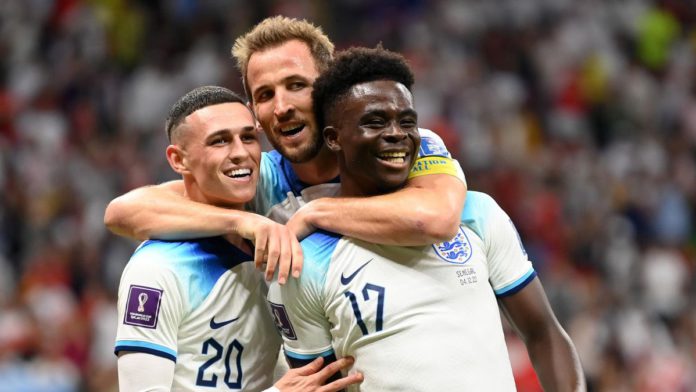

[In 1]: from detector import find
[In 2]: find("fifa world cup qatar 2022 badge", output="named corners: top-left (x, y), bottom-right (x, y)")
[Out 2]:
top-left (124, 285), bottom-right (163, 329)
top-left (432, 226), bottom-right (472, 264)
top-left (269, 302), bottom-right (297, 340)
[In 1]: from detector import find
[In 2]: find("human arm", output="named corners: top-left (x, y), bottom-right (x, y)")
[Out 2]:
top-left (117, 352), bottom-right (175, 392)
top-left (477, 190), bottom-right (585, 391)
top-left (289, 173), bottom-right (465, 245)
top-left (499, 278), bottom-right (586, 392)
top-left (104, 180), bottom-right (302, 282)
top-left (288, 129), bottom-right (466, 245)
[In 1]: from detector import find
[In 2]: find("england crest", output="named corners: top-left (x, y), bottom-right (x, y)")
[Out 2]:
top-left (432, 227), bottom-right (472, 264)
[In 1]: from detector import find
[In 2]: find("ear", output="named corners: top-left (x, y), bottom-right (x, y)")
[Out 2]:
top-left (166, 144), bottom-right (189, 175)
top-left (323, 126), bottom-right (341, 152)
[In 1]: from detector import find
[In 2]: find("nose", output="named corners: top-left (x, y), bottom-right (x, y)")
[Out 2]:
top-left (273, 90), bottom-right (295, 120)
top-left (382, 122), bottom-right (407, 142)
top-left (228, 137), bottom-right (251, 163)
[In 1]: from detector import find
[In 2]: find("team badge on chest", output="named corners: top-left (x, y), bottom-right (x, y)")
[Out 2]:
top-left (432, 227), bottom-right (472, 264)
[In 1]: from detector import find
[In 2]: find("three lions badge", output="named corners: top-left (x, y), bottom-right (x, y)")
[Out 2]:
top-left (432, 227), bottom-right (472, 264)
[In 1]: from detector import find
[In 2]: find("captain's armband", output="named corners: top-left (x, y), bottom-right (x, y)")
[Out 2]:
top-left (408, 156), bottom-right (462, 180)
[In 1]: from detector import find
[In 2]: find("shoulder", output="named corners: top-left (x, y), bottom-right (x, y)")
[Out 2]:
top-left (128, 237), bottom-right (252, 308)
top-left (132, 237), bottom-right (248, 266)
top-left (460, 191), bottom-right (503, 239)
top-left (263, 150), bottom-right (282, 165)
top-left (416, 127), bottom-right (450, 158)
top-left (301, 230), bottom-right (341, 258)
top-left (299, 231), bottom-right (342, 285)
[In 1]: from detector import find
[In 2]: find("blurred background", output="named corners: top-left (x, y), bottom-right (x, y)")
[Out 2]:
top-left (0, 0), bottom-right (695, 391)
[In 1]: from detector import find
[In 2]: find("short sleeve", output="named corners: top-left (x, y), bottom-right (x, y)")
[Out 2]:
top-left (481, 196), bottom-right (536, 296)
top-left (410, 128), bottom-right (466, 184)
top-left (266, 232), bottom-right (339, 361)
top-left (114, 255), bottom-right (185, 362)
top-left (267, 279), bottom-right (334, 361)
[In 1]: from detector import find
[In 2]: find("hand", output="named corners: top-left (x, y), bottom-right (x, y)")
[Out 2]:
top-left (286, 202), bottom-right (318, 241)
top-left (275, 357), bottom-right (363, 392)
top-left (232, 214), bottom-right (303, 284)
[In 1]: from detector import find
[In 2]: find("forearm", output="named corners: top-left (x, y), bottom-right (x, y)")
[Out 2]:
top-left (304, 174), bottom-right (466, 246)
top-left (104, 182), bottom-right (244, 240)
top-left (526, 327), bottom-right (586, 392)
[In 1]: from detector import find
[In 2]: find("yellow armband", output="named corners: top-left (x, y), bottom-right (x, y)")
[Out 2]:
top-left (408, 156), bottom-right (460, 179)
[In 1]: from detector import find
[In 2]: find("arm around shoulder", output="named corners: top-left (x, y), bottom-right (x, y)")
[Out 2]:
top-left (103, 180), bottom-right (254, 241)
top-left (290, 173), bottom-right (466, 246)
top-left (104, 180), bottom-right (186, 240)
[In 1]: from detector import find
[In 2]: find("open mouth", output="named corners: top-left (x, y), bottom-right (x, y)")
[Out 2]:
top-left (377, 151), bottom-right (408, 164)
top-left (279, 123), bottom-right (305, 137)
top-left (225, 168), bottom-right (252, 179)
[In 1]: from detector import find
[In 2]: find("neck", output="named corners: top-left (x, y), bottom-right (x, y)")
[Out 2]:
top-left (339, 177), bottom-right (375, 198)
top-left (337, 163), bottom-right (369, 198)
top-left (290, 145), bottom-right (339, 185)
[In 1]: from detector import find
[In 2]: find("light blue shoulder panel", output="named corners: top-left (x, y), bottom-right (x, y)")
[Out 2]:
top-left (299, 231), bottom-right (341, 289)
top-left (460, 191), bottom-right (496, 241)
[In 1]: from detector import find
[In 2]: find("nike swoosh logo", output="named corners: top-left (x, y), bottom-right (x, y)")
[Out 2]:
top-left (340, 259), bottom-right (373, 285)
top-left (210, 316), bottom-right (240, 329)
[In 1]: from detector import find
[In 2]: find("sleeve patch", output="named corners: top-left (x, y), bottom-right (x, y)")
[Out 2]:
top-left (269, 302), bottom-right (297, 340)
top-left (123, 285), bottom-right (163, 329)
top-left (409, 156), bottom-right (460, 179)
top-left (419, 136), bottom-right (451, 158)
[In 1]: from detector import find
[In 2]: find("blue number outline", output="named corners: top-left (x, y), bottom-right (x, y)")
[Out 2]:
top-left (196, 338), bottom-right (223, 387)
top-left (344, 282), bottom-right (386, 336)
top-left (196, 338), bottom-right (245, 389)
top-left (223, 340), bottom-right (244, 388)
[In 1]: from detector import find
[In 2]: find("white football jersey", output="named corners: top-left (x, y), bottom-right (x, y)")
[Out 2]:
top-left (115, 237), bottom-right (281, 391)
top-left (268, 191), bottom-right (534, 391)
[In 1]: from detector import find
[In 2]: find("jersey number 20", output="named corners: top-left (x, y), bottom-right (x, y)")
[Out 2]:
top-left (196, 338), bottom-right (243, 389)
top-left (344, 283), bottom-right (385, 335)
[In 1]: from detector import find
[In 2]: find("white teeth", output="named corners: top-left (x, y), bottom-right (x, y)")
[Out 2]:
top-left (379, 152), bottom-right (406, 163)
top-left (280, 124), bottom-right (303, 133)
top-left (380, 152), bottom-right (406, 158)
top-left (227, 168), bottom-right (251, 177)
top-left (379, 152), bottom-right (406, 164)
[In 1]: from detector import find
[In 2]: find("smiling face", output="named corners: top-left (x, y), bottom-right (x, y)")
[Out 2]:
top-left (166, 102), bottom-right (261, 209)
top-left (324, 80), bottom-right (421, 196)
top-left (246, 39), bottom-right (323, 163)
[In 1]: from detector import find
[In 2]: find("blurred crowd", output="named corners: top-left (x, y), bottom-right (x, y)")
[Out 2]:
top-left (0, 0), bottom-right (694, 391)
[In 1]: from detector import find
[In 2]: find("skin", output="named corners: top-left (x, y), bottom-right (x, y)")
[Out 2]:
top-left (248, 39), bottom-right (328, 168)
top-left (322, 79), bottom-right (585, 391)
top-left (104, 38), bottom-right (466, 281)
top-left (324, 80), bottom-right (421, 197)
top-left (166, 102), bottom-right (261, 211)
top-left (118, 101), bottom-right (362, 392)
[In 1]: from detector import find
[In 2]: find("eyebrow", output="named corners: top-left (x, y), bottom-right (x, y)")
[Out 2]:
top-left (206, 126), bottom-right (256, 139)
top-left (361, 108), bottom-right (418, 118)
top-left (252, 75), bottom-right (310, 97)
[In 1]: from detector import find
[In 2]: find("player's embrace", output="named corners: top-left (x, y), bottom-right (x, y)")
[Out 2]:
top-left (268, 47), bottom-right (586, 392)
top-left (114, 86), bottom-right (361, 392)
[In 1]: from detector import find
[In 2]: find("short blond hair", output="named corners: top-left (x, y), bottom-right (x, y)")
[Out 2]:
top-left (232, 16), bottom-right (335, 99)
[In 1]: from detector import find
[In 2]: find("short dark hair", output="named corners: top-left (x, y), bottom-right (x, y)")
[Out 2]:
top-left (165, 86), bottom-right (247, 142)
top-left (312, 46), bottom-right (415, 132)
